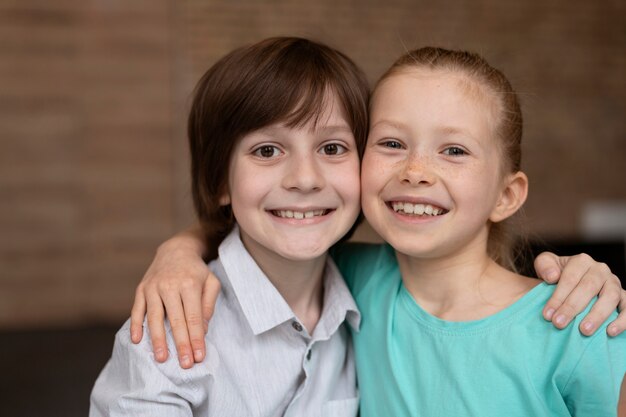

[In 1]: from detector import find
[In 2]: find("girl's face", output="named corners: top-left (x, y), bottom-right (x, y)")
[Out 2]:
top-left (361, 68), bottom-right (509, 260)
top-left (222, 92), bottom-right (361, 262)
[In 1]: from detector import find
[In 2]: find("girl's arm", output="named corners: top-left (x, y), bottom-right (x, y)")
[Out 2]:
top-left (131, 227), bottom-right (626, 368)
top-left (130, 225), bottom-right (220, 367)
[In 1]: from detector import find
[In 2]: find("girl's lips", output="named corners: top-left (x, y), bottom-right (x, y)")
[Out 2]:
top-left (387, 201), bottom-right (449, 216)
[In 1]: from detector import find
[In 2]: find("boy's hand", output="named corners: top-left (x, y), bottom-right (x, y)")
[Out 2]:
top-left (535, 252), bottom-right (625, 336)
top-left (130, 228), bottom-right (219, 369)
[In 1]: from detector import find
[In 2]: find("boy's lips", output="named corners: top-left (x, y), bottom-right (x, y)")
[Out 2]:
top-left (267, 208), bottom-right (335, 220)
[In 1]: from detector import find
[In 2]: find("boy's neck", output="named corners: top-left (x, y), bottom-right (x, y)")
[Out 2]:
top-left (396, 241), bottom-right (538, 322)
top-left (241, 236), bottom-right (326, 334)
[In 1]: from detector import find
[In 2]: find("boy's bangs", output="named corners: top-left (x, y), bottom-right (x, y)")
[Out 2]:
top-left (281, 82), bottom-right (342, 130)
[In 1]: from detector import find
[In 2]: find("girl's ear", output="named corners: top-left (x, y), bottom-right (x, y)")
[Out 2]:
top-left (218, 186), bottom-right (231, 206)
top-left (490, 171), bottom-right (528, 223)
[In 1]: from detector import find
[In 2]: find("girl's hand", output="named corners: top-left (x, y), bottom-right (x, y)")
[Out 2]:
top-left (130, 227), bottom-right (219, 369)
top-left (534, 252), bottom-right (625, 336)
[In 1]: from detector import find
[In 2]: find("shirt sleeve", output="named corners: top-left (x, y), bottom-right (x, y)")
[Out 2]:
top-left (89, 320), bottom-right (212, 417)
top-left (561, 327), bottom-right (626, 416)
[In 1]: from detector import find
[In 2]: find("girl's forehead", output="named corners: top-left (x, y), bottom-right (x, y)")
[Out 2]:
top-left (371, 68), bottom-right (500, 120)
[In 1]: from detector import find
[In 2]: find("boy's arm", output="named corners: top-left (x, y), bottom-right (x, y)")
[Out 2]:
top-left (131, 229), bottom-right (626, 368)
top-left (536, 253), bottom-right (625, 336)
top-left (130, 225), bottom-right (220, 367)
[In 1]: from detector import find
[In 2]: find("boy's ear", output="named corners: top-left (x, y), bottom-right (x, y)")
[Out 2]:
top-left (489, 171), bottom-right (528, 223)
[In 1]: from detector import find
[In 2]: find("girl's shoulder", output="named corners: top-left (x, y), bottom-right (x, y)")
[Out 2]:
top-left (330, 242), bottom-right (398, 292)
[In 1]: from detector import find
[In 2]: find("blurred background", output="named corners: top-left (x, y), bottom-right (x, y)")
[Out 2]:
top-left (1, 0), bottom-right (624, 415)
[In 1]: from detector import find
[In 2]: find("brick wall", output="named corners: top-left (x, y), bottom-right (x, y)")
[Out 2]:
top-left (1, 0), bottom-right (624, 327)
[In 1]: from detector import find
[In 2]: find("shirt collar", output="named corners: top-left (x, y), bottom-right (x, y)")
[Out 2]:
top-left (217, 226), bottom-right (360, 336)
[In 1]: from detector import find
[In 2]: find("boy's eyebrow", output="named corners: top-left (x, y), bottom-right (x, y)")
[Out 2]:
top-left (315, 124), bottom-right (352, 133)
top-left (256, 124), bottom-right (352, 135)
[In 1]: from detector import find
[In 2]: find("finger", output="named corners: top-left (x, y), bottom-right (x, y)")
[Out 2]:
top-left (161, 290), bottom-right (194, 369)
top-left (541, 255), bottom-right (592, 322)
top-left (577, 278), bottom-right (621, 336)
top-left (202, 276), bottom-right (221, 324)
top-left (608, 289), bottom-right (626, 337)
top-left (551, 259), bottom-right (608, 330)
top-left (180, 282), bottom-right (207, 363)
top-left (130, 285), bottom-right (147, 343)
top-left (145, 290), bottom-right (169, 363)
top-left (534, 251), bottom-right (566, 284)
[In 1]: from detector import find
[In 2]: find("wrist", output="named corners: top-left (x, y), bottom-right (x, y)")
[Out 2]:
top-left (157, 232), bottom-right (206, 259)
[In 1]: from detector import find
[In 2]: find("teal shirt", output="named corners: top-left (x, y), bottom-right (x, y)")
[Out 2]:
top-left (333, 243), bottom-right (626, 417)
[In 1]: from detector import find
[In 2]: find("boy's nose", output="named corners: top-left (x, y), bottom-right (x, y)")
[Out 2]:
top-left (282, 155), bottom-right (325, 192)
top-left (399, 153), bottom-right (436, 186)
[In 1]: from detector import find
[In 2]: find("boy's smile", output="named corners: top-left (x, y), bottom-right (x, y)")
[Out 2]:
top-left (222, 93), bottom-right (361, 263)
top-left (361, 68), bottom-right (506, 260)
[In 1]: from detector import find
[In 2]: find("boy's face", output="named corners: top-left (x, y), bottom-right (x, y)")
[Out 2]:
top-left (222, 93), bottom-right (361, 262)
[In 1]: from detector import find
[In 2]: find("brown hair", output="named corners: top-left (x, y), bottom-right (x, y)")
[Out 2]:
top-left (188, 37), bottom-right (369, 258)
top-left (376, 47), bottom-right (524, 271)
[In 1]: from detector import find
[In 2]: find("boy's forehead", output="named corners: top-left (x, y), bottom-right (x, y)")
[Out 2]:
top-left (283, 89), bottom-right (351, 131)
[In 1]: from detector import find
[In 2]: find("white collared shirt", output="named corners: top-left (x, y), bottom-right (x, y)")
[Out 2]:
top-left (90, 227), bottom-right (361, 417)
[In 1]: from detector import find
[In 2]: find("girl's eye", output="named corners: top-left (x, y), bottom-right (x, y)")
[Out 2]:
top-left (442, 146), bottom-right (467, 156)
top-left (381, 140), bottom-right (403, 149)
top-left (253, 145), bottom-right (281, 158)
top-left (320, 143), bottom-right (347, 155)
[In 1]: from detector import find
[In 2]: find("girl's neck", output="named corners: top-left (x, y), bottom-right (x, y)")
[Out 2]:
top-left (397, 242), bottom-right (538, 322)
top-left (241, 235), bottom-right (325, 334)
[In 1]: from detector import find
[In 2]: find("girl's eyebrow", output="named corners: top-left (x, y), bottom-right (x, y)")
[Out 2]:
top-left (435, 126), bottom-right (480, 143)
top-left (370, 120), bottom-right (407, 131)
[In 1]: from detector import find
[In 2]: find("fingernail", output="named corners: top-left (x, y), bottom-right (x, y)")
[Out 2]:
top-left (131, 330), bottom-right (138, 341)
top-left (555, 314), bottom-right (567, 327)
top-left (608, 324), bottom-right (619, 336)
top-left (181, 355), bottom-right (191, 367)
top-left (544, 308), bottom-right (555, 320)
top-left (581, 321), bottom-right (594, 333)
top-left (194, 350), bottom-right (204, 361)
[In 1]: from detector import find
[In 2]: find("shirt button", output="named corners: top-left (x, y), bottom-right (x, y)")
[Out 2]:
top-left (306, 350), bottom-right (312, 361)
top-left (292, 321), bottom-right (303, 332)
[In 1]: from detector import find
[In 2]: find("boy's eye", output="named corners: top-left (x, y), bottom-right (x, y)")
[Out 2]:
top-left (442, 146), bottom-right (467, 156)
top-left (253, 145), bottom-right (281, 158)
top-left (320, 143), bottom-right (347, 155)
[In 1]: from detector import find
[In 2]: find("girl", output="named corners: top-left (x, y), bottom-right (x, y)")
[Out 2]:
top-left (130, 46), bottom-right (626, 416)
top-left (90, 37), bottom-right (369, 416)
top-left (338, 47), bottom-right (626, 415)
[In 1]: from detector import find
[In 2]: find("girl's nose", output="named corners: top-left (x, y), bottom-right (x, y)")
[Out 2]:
top-left (399, 153), bottom-right (436, 186)
top-left (282, 154), bottom-right (325, 192)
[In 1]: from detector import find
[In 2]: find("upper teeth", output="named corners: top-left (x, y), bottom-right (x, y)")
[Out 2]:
top-left (391, 202), bottom-right (444, 216)
top-left (274, 209), bottom-right (326, 219)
